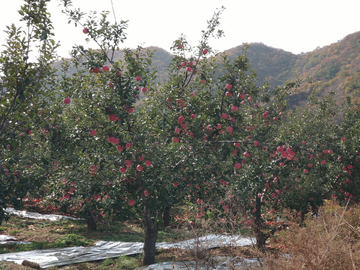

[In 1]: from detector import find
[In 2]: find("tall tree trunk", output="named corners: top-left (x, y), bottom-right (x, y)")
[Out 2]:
top-left (87, 210), bottom-right (97, 231)
top-left (142, 207), bottom-right (159, 265)
top-left (253, 196), bottom-right (265, 251)
top-left (163, 206), bottom-right (171, 227)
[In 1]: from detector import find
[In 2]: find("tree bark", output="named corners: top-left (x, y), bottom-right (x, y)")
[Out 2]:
top-left (253, 196), bottom-right (266, 251)
top-left (87, 210), bottom-right (97, 231)
top-left (142, 207), bottom-right (159, 265)
top-left (163, 206), bottom-right (171, 227)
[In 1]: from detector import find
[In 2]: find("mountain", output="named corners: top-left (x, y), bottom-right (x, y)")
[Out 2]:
top-left (224, 31), bottom-right (360, 106)
top-left (53, 31), bottom-right (360, 106)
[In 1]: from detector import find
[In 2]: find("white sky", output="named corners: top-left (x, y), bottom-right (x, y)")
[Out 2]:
top-left (0, 0), bottom-right (360, 58)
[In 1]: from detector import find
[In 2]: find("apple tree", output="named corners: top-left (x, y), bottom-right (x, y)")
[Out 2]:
top-left (0, 0), bottom-right (60, 224)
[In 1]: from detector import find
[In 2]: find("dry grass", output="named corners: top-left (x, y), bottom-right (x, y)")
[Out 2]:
top-left (263, 200), bottom-right (360, 269)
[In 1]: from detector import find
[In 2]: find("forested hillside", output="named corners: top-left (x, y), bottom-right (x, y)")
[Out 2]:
top-left (54, 31), bottom-right (360, 106)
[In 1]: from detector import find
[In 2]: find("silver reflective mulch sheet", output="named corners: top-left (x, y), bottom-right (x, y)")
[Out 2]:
top-left (0, 235), bottom-right (254, 269)
top-left (0, 235), bottom-right (31, 245)
top-left (4, 207), bottom-right (84, 221)
top-left (136, 257), bottom-right (261, 270)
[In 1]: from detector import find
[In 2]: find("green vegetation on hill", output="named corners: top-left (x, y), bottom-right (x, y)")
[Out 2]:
top-left (52, 31), bottom-right (360, 106)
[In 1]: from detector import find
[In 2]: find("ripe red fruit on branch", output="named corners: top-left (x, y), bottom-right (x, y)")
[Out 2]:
top-left (90, 130), bottom-right (96, 136)
top-left (116, 145), bottom-right (123, 151)
top-left (234, 163), bottom-right (241, 169)
top-left (186, 67), bottom-right (192, 72)
top-left (63, 98), bottom-right (71, 104)
top-left (102, 65), bottom-right (109, 72)
top-left (221, 113), bottom-right (227, 119)
top-left (202, 49), bottom-right (208, 55)
top-left (83, 28), bottom-right (88, 34)
top-left (226, 126), bottom-right (233, 133)
top-left (226, 84), bottom-right (232, 90)
top-left (244, 152), bottom-right (250, 158)
top-left (173, 182), bottom-right (178, 187)
top-left (145, 160), bottom-right (152, 167)
top-left (178, 116), bottom-right (185, 123)
top-left (173, 137), bottom-right (179, 143)
top-left (126, 143), bottom-right (132, 149)
top-left (226, 92), bottom-right (232, 97)
top-left (144, 190), bottom-right (149, 196)
top-left (109, 114), bottom-right (116, 121)
top-left (119, 167), bottom-right (126, 173)
top-left (128, 199), bottom-right (135, 206)
top-left (141, 87), bottom-right (147, 93)
top-left (137, 165), bottom-right (143, 172)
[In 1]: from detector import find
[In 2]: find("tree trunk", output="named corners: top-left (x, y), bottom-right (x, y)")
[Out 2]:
top-left (163, 206), bottom-right (171, 227)
top-left (142, 208), bottom-right (159, 265)
top-left (87, 210), bottom-right (97, 231)
top-left (253, 196), bottom-right (266, 251)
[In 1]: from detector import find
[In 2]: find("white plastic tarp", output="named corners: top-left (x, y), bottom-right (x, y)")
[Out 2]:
top-left (0, 235), bottom-right (254, 269)
top-left (4, 207), bottom-right (84, 221)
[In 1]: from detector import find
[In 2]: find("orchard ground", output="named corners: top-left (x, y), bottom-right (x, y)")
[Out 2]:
top-left (1, 199), bottom-right (360, 269)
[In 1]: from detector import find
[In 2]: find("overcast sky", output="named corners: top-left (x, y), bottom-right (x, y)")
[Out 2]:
top-left (1, 0), bottom-right (359, 58)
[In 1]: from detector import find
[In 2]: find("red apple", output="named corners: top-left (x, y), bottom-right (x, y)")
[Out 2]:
top-left (226, 84), bottom-right (232, 90)
top-left (116, 145), bottom-right (123, 151)
top-left (63, 98), bottom-right (71, 104)
top-left (226, 126), bottom-right (233, 133)
top-left (173, 137), bottom-right (179, 143)
top-left (221, 113), bottom-right (227, 119)
top-left (125, 160), bottom-right (132, 166)
top-left (93, 67), bottom-right (101, 73)
top-left (109, 114), bottom-right (116, 121)
top-left (178, 116), bottom-right (185, 123)
top-left (126, 143), bottom-right (132, 149)
top-left (173, 182), bottom-right (178, 187)
top-left (144, 190), bottom-right (149, 196)
top-left (145, 160), bottom-right (152, 167)
top-left (128, 199), bottom-right (135, 206)
top-left (226, 92), bottom-right (232, 97)
top-left (234, 163), bottom-right (241, 169)
top-left (102, 65), bottom-right (109, 72)
top-left (141, 87), bottom-right (147, 93)
top-left (134, 76), bottom-right (141, 81)
top-left (90, 129), bottom-right (97, 136)
top-left (202, 49), bottom-right (208, 55)
top-left (191, 114), bottom-right (196, 119)
top-left (136, 165), bottom-right (143, 172)
top-left (83, 28), bottom-right (88, 34)
top-left (186, 67), bottom-right (191, 72)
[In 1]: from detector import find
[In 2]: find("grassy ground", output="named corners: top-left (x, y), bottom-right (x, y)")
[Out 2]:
top-left (2, 200), bottom-right (360, 269)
